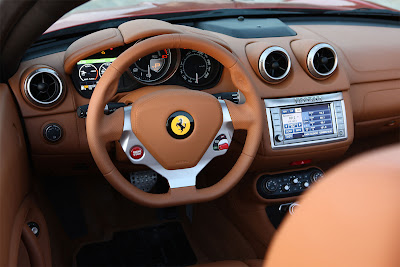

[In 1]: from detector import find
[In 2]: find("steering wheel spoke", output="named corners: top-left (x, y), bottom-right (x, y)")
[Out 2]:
top-left (225, 100), bottom-right (258, 131)
top-left (98, 108), bottom-right (125, 142)
top-left (120, 100), bottom-right (234, 189)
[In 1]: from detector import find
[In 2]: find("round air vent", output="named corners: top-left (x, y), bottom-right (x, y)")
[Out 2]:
top-left (307, 43), bottom-right (338, 79)
top-left (24, 68), bottom-right (64, 107)
top-left (258, 46), bottom-right (291, 83)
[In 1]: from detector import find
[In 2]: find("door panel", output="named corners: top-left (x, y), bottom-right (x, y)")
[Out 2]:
top-left (0, 83), bottom-right (51, 266)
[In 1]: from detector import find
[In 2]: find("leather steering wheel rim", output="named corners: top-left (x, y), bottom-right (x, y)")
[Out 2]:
top-left (86, 33), bottom-right (265, 207)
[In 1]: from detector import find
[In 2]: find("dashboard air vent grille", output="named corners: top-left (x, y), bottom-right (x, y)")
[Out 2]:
top-left (307, 43), bottom-right (338, 79)
top-left (258, 46), bottom-right (291, 83)
top-left (24, 68), bottom-right (63, 107)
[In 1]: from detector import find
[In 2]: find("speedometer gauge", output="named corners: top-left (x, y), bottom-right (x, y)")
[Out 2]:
top-left (179, 50), bottom-right (220, 87)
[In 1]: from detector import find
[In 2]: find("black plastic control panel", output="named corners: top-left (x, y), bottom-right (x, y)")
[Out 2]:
top-left (257, 168), bottom-right (324, 199)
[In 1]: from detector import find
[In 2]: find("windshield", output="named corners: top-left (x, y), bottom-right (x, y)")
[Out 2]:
top-left (46, 0), bottom-right (400, 34)
top-left (66, 0), bottom-right (399, 13)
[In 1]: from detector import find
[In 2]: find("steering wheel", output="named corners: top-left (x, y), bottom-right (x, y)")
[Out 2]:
top-left (86, 34), bottom-right (264, 207)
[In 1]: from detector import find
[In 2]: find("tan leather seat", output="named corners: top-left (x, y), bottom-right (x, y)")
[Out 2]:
top-left (193, 144), bottom-right (400, 267)
top-left (193, 259), bottom-right (264, 267)
top-left (265, 143), bottom-right (400, 267)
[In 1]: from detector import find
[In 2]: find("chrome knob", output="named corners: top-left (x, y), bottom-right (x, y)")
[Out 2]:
top-left (275, 134), bottom-right (284, 142)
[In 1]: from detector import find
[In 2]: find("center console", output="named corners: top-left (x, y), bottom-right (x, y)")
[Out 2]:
top-left (257, 167), bottom-right (324, 199)
top-left (265, 92), bottom-right (348, 149)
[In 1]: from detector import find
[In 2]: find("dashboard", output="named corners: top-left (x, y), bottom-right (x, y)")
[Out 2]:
top-left (7, 17), bottom-right (400, 183)
top-left (71, 42), bottom-right (222, 98)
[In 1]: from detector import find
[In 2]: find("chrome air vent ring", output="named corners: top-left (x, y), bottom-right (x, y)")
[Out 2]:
top-left (24, 68), bottom-right (64, 108)
top-left (258, 46), bottom-right (291, 83)
top-left (307, 43), bottom-right (338, 79)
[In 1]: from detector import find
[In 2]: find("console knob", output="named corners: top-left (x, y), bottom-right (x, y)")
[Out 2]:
top-left (291, 177), bottom-right (300, 184)
top-left (43, 123), bottom-right (63, 143)
top-left (303, 181), bottom-right (310, 188)
top-left (275, 134), bottom-right (284, 142)
top-left (311, 171), bottom-right (324, 182)
top-left (282, 184), bottom-right (290, 192)
top-left (265, 179), bottom-right (278, 193)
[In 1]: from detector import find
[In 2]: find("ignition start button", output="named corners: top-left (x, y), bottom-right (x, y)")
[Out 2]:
top-left (130, 146), bottom-right (144, 160)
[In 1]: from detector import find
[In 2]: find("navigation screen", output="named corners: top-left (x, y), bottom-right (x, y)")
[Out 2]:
top-left (281, 104), bottom-right (334, 140)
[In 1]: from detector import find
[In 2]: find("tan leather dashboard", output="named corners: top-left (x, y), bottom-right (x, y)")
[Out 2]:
top-left (7, 19), bottom-right (400, 169)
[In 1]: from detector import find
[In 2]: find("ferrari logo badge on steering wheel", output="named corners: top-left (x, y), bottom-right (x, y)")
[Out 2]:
top-left (167, 111), bottom-right (194, 139)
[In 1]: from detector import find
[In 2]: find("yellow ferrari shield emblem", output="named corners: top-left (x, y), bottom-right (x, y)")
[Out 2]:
top-left (171, 115), bottom-right (191, 136)
top-left (166, 111), bottom-right (194, 139)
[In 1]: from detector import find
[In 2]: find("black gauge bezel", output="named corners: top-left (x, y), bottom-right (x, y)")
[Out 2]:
top-left (179, 49), bottom-right (221, 88)
top-left (129, 39), bottom-right (180, 85)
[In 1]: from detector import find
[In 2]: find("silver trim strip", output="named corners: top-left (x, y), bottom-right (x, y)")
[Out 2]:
top-left (264, 92), bottom-right (343, 107)
top-left (119, 100), bottom-right (234, 189)
top-left (258, 46), bottom-right (291, 83)
top-left (24, 68), bottom-right (64, 107)
top-left (307, 43), bottom-right (338, 79)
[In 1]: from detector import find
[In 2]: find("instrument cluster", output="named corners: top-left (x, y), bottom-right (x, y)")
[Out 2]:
top-left (71, 41), bottom-right (222, 98)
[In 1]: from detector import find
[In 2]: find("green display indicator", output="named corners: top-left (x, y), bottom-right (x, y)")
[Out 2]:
top-left (77, 58), bottom-right (116, 65)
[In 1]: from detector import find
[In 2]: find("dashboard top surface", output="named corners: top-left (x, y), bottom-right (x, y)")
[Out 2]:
top-left (7, 16), bottom-right (400, 165)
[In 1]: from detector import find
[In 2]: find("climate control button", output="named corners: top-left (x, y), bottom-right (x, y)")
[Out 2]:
top-left (291, 177), bottom-right (300, 184)
top-left (282, 184), bottom-right (290, 192)
top-left (266, 179), bottom-right (278, 193)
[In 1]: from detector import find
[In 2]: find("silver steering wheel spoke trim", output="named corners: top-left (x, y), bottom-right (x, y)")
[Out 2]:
top-left (119, 100), bottom-right (234, 189)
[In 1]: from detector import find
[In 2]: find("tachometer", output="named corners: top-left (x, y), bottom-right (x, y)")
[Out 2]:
top-left (179, 50), bottom-right (220, 87)
top-left (130, 47), bottom-right (173, 84)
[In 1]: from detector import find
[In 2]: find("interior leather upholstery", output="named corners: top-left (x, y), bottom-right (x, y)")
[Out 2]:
top-left (193, 259), bottom-right (264, 267)
top-left (0, 83), bottom-right (52, 266)
top-left (264, 143), bottom-right (400, 267)
top-left (0, 83), bottom-right (30, 266)
top-left (1, 1), bottom-right (398, 264)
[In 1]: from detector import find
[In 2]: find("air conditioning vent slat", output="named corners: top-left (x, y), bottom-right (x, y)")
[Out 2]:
top-left (307, 43), bottom-right (338, 79)
top-left (24, 68), bottom-right (64, 107)
top-left (258, 46), bottom-right (291, 83)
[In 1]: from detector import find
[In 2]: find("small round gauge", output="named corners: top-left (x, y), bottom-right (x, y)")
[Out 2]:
top-left (179, 50), bottom-right (220, 87)
top-left (130, 48), bottom-right (172, 84)
top-left (79, 64), bottom-right (98, 81)
top-left (99, 62), bottom-right (112, 77)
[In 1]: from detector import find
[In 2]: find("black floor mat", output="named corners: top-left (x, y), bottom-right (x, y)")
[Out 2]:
top-left (76, 222), bottom-right (197, 267)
